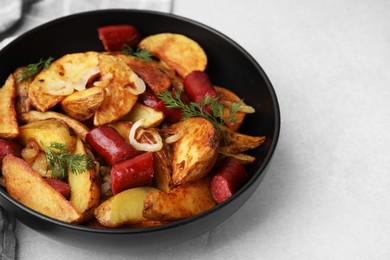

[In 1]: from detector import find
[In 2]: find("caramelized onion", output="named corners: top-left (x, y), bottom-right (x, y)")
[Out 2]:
top-left (221, 100), bottom-right (255, 114)
top-left (73, 66), bottom-right (100, 91)
top-left (42, 80), bottom-right (74, 96)
top-left (126, 73), bottom-right (146, 95)
top-left (238, 104), bottom-right (255, 113)
top-left (129, 119), bottom-right (163, 152)
top-left (93, 72), bottom-right (113, 88)
top-left (164, 130), bottom-right (183, 144)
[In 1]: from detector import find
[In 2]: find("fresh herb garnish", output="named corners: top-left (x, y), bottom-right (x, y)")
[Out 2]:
top-left (19, 57), bottom-right (54, 81)
top-left (42, 142), bottom-right (93, 179)
top-left (157, 90), bottom-right (241, 143)
top-left (122, 45), bottom-right (153, 63)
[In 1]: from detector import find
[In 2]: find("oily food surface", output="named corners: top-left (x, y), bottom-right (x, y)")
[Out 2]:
top-left (0, 27), bottom-right (265, 228)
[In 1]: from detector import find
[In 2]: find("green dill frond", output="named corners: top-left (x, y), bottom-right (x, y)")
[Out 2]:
top-left (122, 45), bottom-right (153, 63)
top-left (19, 57), bottom-right (54, 81)
top-left (42, 142), bottom-right (93, 179)
top-left (157, 90), bottom-right (242, 144)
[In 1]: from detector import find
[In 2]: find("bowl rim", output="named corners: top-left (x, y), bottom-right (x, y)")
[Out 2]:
top-left (0, 8), bottom-right (281, 234)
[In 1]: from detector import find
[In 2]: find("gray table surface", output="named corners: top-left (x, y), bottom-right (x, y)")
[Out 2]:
top-left (3, 0), bottom-right (390, 259)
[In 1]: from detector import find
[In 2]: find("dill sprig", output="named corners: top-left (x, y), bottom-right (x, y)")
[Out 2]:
top-left (122, 45), bottom-right (153, 63)
top-left (157, 90), bottom-right (241, 143)
top-left (42, 142), bottom-right (93, 179)
top-left (19, 57), bottom-right (54, 81)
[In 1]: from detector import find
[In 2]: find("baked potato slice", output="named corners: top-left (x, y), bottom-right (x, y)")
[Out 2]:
top-left (143, 177), bottom-right (215, 221)
top-left (219, 152), bottom-right (256, 165)
top-left (13, 67), bottom-right (33, 115)
top-left (122, 103), bottom-right (164, 128)
top-left (169, 117), bottom-right (219, 186)
top-left (18, 119), bottom-right (77, 152)
top-left (60, 86), bottom-right (105, 121)
top-left (68, 138), bottom-right (100, 222)
top-left (28, 52), bottom-right (99, 111)
top-left (152, 143), bottom-right (174, 192)
top-left (220, 126), bottom-right (266, 154)
top-left (0, 74), bottom-right (18, 139)
top-left (19, 111), bottom-right (89, 141)
top-left (139, 33), bottom-right (207, 78)
top-left (93, 54), bottom-right (143, 126)
top-left (94, 187), bottom-right (158, 228)
top-left (109, 121), bottom-right (133, 141)
top-left (215, 86), bottom-right (247, 131)
top-left (2, 154), bottom-right (81, 223)
top-left (116, 54), bottom-right (171, 93)
top-left (138, 132), bottom-right (174, 192)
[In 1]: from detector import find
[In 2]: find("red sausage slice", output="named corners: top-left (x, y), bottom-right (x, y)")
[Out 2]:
top-left (111, 152), bottom-right (154, 195)
top-left (97, 24), bottom-right (141, 51)
top-left (44, 178), bottom-right (71, 199)
top-left (86, 125), bottom-right (140, 165)
top-left (210, 157), bottom-right (248, 204)
top-left (0, 139), bottom-right (21, 168)
top-left (183, 71), bottom-right (219, 103)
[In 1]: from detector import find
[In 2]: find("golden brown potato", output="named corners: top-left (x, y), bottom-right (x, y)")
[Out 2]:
top-left (168, 117), bottom-right (219, 186)
top-left (68, 138), bottom-right (100, 222)
top-left (218, 152), bottom-right (257, 165)
top-left (116, 54), bottom-right (171, 93)
top-left (121, 103), bottom-right (164, 128)
top-left (136, 130), bottom-right (173, 192)
top-left (93, 54), bottom-right (141, 126)
top-left (29, 52), bottom-right (99, 111)
top-left (0, 74), bottom-right (18, 139)
top-left (60, 86), bottom-right (105, 121)
top-left (215, 86), bottom-right (247, 131)
top-left (139, 33), bottom-right (207, 78)
top-left (153, 143), bottom-right (174, 192)
top-left (109, 121), bottom-right (133, 141)
top-left (220, 126), bottom-right (266, 154)
top-left (19, 111), bottom-right (89, 142)
top-left (13, 67), bottom-right (33, 115)
top-left (94, 187), bottom-right (158, 228)
top-left (2, 154), bottom-right (81, 223)
top-left (143, 177), bottom-right (216, 221)
top-left (18, 119), bottom-right (77, 152)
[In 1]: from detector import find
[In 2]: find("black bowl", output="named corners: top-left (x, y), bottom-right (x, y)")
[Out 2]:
top-left (0, 9), bottom-right (280, 253)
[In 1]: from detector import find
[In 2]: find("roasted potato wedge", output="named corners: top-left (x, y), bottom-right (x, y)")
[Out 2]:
top-left (109, 121), bottom-right (133, 141)
top-left (94, 187), bottom-right (158, 228)
top-left (19, 110), bottom-right (90, 141)
top-left (13, 67), bottom-right (33, 115)
top-left (220, 126), bottom-right (266, 154)
top-left (18, 119), bottom-right (77, 152)
top-left (219, 152), bottom-right (257, 165)
top-left (136, 130), bottom-right (173, 192)
top-left (61, 86), bottom-right (105, 121)
top-left (143, 177), bottom-right (215, 221)
top-left (68, 138), bottom-right (100, 222)
top-left (215, 86), bottom-right (247, 131)
top-left (122, 103), bottom-right (164, 128)
top-left (169, 117), bottom-right (219, 186)
top-left (2, 154), bottom-right (81, 223)
top-left (93, 54), bottom-right (141, 126)
top-left (0, 74), bottom-right (18, 139)
top-left (29, 52), bottom-right (99, 111)
top-left (116, 54), bottom-right (171, 93)
top-left (153, 143), bottom-right (174, 192)
top-left (139, 33), bottom-right (207, 78)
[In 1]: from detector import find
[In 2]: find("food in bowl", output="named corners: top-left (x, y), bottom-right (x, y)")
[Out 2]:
top-left (0, 24), bottom-right (266, 228)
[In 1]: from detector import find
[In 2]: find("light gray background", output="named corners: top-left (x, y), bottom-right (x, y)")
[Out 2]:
top-left (4, 0), bottom-right (390, 259)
